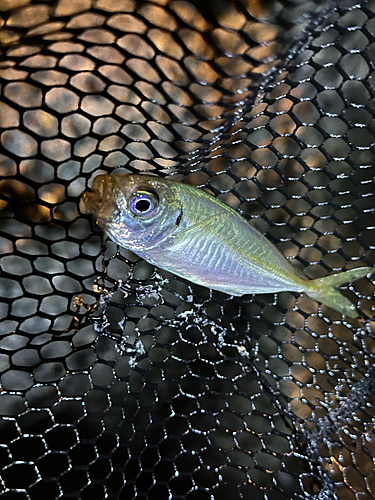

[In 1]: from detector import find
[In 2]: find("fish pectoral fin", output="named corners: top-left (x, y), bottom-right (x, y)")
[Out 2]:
top-left (170, 213), bottom-right (226, 246)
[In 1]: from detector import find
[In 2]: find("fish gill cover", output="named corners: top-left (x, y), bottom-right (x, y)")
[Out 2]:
top-left (0, 0), bottom-right (374, 499)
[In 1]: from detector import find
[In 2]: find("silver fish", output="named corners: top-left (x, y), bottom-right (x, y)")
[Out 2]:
top-left (81, 173), bottom-right (374, 318)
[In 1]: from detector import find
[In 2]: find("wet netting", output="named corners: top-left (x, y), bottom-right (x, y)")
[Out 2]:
top-left (0, 0), bottom-right (375, 499)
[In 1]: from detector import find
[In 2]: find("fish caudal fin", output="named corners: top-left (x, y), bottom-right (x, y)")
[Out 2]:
top-left (305, 267), bottom-right (375, 318)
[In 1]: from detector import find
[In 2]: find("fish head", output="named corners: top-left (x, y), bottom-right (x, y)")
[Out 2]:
top-left (80, 173), bottom-right (181, 251)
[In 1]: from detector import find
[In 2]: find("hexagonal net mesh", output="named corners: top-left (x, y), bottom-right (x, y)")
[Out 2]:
top-left (0, 0), bottom-right (375, 499)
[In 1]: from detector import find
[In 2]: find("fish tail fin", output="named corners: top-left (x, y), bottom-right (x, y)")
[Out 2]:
top-left (305, 267), bottom-right (374, 318)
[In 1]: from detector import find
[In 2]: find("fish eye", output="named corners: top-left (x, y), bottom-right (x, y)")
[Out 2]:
top-left (129, 190), bottom-right (159, 216)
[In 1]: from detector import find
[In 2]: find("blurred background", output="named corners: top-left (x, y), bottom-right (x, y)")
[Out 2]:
top-left (0, 0), bottom-right (375, 498)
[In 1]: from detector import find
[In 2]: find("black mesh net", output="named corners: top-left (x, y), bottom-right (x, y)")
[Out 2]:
top-left (1, 0), bottom-right (375, 499)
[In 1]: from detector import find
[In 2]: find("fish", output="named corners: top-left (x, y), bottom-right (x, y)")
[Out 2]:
top-left (80, 173), bottom-right (374, 318)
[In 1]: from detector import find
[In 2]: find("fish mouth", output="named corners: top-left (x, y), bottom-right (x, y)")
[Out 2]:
top-left (80, 175), bottom-right (118, 224)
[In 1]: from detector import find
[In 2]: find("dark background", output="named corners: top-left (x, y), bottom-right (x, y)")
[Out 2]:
top-left (0, 0), bottom-right (374, 498)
